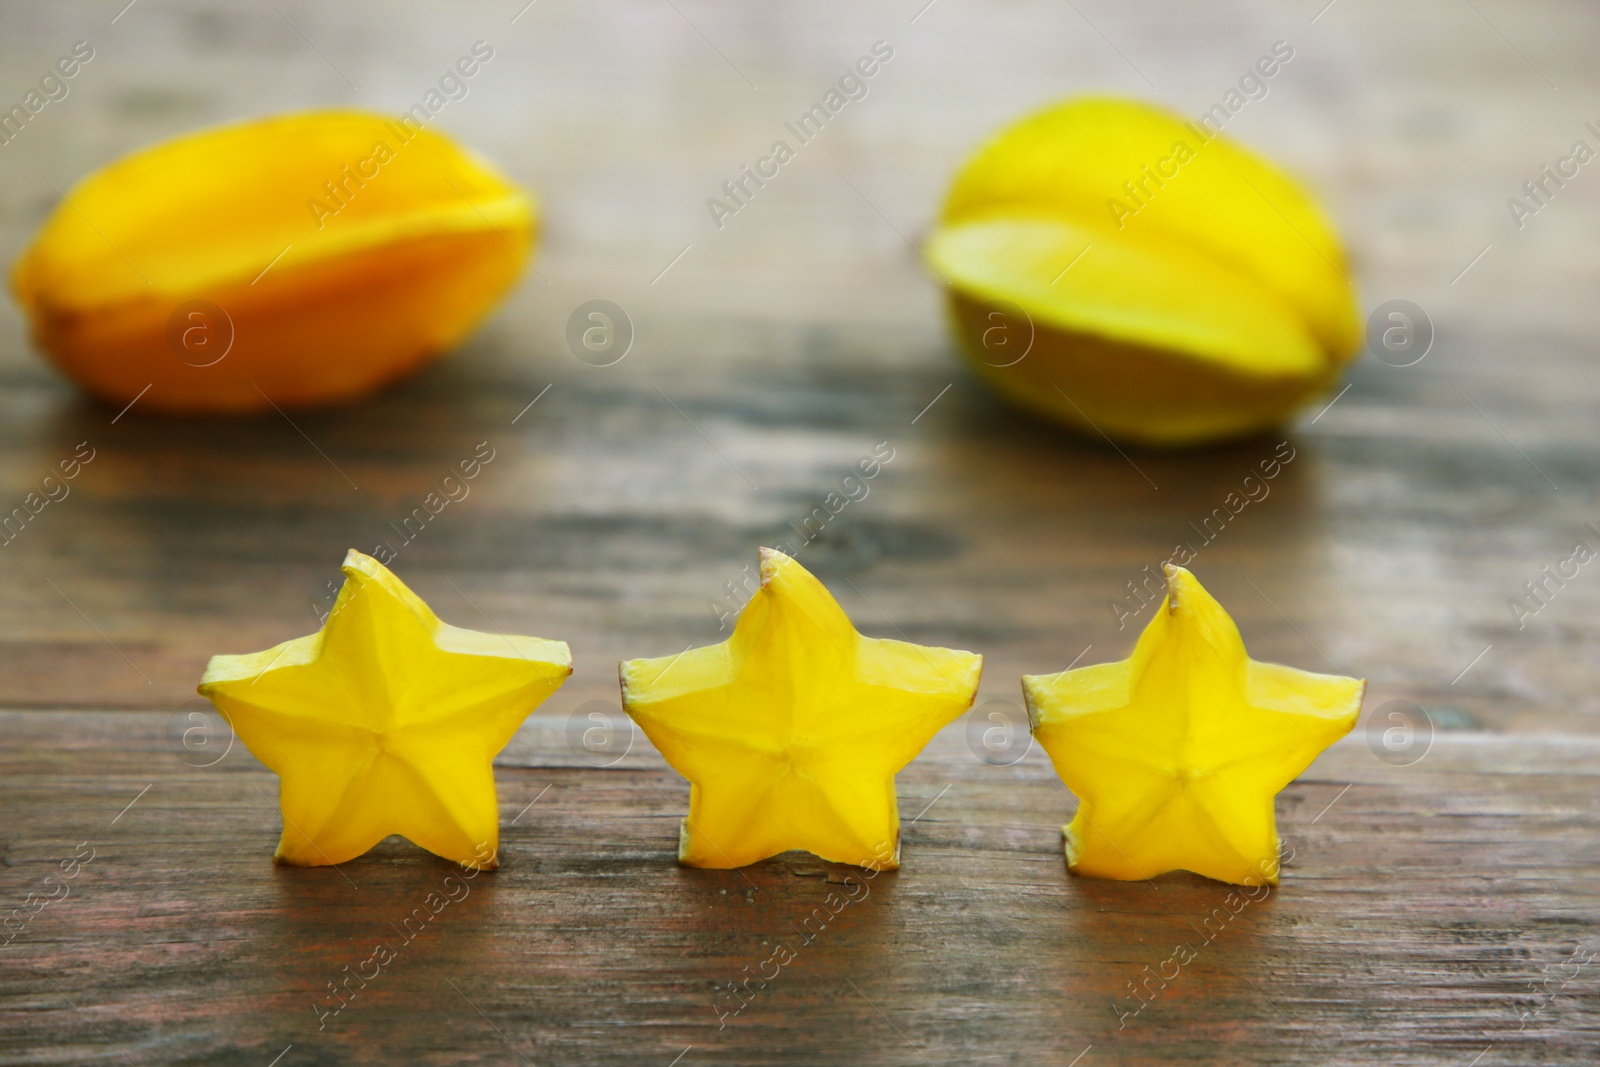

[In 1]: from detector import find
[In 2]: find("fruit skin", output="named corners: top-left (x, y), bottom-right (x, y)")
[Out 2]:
top-left (620, 548), bottom-right (982, 871)
top-left (10, 110), bottom-right (534, 414)
top-left (928, 96), bottom-right (1360, 448)
top-left (945, 289), bottom-right (1336, 447)
top-left (1023, 565), bottom-right (1365, 886)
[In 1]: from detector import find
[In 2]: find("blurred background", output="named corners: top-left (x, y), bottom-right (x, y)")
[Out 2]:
top-left (1, 0), bottom-right (1595, 735)
top-left (4, 2), bottom-right (1600, 1064)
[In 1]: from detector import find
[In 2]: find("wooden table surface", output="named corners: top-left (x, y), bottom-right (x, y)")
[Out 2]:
top-left (2, 1), bottom-right (1598, 1064)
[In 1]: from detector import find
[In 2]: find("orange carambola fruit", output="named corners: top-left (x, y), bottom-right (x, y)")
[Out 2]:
top-left (10, 110), bottom-right (533, 414)
top-left (620, 549), bottom-right (983, 870)
top-left (926, 97), bottom-right (1360, 447)
top-left (1024, 566), bottom-right (1364, 886)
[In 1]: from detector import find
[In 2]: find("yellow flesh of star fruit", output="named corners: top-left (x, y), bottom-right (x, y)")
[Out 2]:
top-left (926, 96), bottom-right (1360, 447)
top-left (1023, 566), bottom-right (1364, 886)
top-left (11, 109), bottom-right (533, 414)
top-left (198, 550), bottom-right (570, 869)
top-left (620, 549), bottom-right (983, 870)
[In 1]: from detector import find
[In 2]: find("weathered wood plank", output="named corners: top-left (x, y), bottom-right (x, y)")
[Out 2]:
top-left (1, 714), bottom-right (1597, 1065)
top-left (1, 0), bottom-right (1598, 1062)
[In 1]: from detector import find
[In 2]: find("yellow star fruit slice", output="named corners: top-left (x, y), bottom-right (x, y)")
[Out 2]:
top-left (199, 550), bottom-right (570, 869)
top-left (1023, 566), bottom-right (1363, 886)
top-left (620, 549), bottom-right (982, 870)
top-left (11, 109), bottom-right (533, 414)
top-left (926, 96), bottom-right (1360, 447)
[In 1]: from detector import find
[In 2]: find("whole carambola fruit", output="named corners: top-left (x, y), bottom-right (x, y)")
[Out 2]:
top-left (925, 97), bottom-right (1360, 447)
top-left (10, 110), bottom-right (533, 414)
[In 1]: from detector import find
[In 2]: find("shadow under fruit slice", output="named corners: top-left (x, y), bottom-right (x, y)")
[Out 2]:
top-left (927, 97), bottom-right (1360, 448)
top-left (10, 109), bottom-right (534, 414)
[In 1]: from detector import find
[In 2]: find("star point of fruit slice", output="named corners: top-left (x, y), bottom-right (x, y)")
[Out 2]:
top-left (620, 548), bottom-right (983, 870)
top-left (1023, 565), bottom-right (1364, 886)
top-left (198, 550), bottom-right (570, 869)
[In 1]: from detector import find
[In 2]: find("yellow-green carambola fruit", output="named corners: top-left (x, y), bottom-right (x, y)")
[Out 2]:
top-left (925, 97), bottom-right (1360, 447)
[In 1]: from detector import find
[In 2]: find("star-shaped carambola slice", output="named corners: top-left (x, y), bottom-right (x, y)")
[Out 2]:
top-left (1023, 565), bottom-right (1364, 886)
top-left (620, 549), bottom-right (982, 870)
top-left (198, 550), bottom-right (571, 869)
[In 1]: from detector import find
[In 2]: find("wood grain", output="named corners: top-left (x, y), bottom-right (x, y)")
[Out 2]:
top-left (2, 713), bottom-right (1598, 1066)
top-left (1, 0), bottom-right (1599, 1063)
